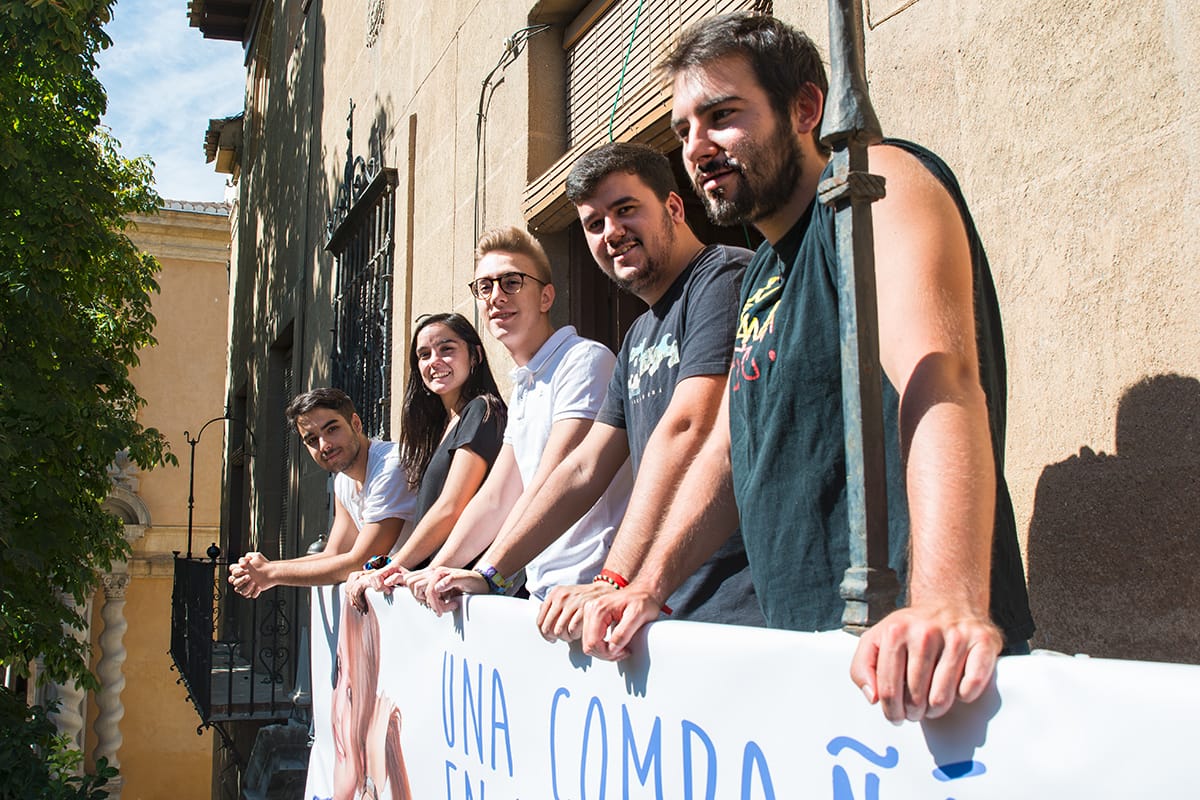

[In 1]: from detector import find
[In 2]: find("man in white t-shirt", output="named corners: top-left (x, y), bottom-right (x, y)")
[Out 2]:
top-left (378, 226), bottom-right (631, 605)
top-left (229, 388), bottom-right (416, 597)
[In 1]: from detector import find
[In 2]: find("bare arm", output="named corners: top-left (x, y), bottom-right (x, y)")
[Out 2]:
top-left (229, 494), bottom-right (404, 595)
top-left (479, 417), bottom-right (599, 574)
top-left (593, 373), bottom-right (727, 579)
top-left (848, 143), bottom-right (1002, 722)
top-left (426, 444), bottom-right (525, 570)
top-left (581, 384), bottom-right (738, 658)
top-left (539, 373), bottom-right (728, 642)
top-left (391, 445), bottom-right (491, 568)
top-left (421, 417), bottom-right (599, 611)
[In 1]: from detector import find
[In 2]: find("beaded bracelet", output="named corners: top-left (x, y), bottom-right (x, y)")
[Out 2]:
top-left (592, 568), bottom-right (629, 589)
top-left (591, 569), bottom-right (672, 615)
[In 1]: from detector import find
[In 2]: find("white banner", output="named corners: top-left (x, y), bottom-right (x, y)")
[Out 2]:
top-left (307, 586), bottom-right (1200, 799)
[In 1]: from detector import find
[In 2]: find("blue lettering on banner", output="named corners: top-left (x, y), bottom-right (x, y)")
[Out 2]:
top-left (549, 688), bottom-right (570, 800)
top-left (622, 705), bottom-right (664, 799)
top-left (581, 696), bottom-right (608, 800)
top-left (490, 667), bottom-right (514, 776)
top-left (827, 736), bottom-right (899, 800)
top-left (549, 691), bottom-right (784, 799)
top-left (740, 741), bottom-right (776, 800)
top-left (934, 759), bottom-right (987, 800)
top-left (444, 760), bottom-right (486, 800)
top-left (933, 760), bottom-right (987, 781)
top-left (681, 719), bottom-right (717, 800)
top-left (464, 658), bottom-right (484, 764)
top-left (441, 650), bottom-right (516, 798)
top-left (442, 652), bottom-right (456, 748)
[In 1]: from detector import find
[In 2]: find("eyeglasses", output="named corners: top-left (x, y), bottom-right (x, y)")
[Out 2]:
top-left (467, 271), bottom-right (548, 299)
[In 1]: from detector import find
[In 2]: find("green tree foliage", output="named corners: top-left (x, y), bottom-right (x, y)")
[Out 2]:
top-left (0, 687), bottom-right (115, 799)
top-left (0, 0), bottom-right (176, 688)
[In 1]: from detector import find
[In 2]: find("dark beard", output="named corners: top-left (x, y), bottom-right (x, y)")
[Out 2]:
top-left (606, 208), bottom-right (675, 297)
top-left (693, 123), bottom-right (805, 227)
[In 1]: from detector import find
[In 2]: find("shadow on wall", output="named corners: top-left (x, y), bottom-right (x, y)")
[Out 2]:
top-left (1026, 373), bottom-right (1200, 664)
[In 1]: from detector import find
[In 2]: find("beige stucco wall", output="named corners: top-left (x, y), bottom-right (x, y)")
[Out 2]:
top-left (226, 0), bottom-right (1200, 668)
top-left (787, 0), bottom-right (1200, 662)
top-left (83, 203), bottom-right (230, 797)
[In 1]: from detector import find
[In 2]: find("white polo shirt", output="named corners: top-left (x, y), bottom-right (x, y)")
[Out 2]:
top-left (505, 326), bottom-right (632, 598)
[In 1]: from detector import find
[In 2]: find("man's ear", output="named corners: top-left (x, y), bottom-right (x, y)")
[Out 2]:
top-left (350, 413), bottom-right (363, 433)
top-left (540, 282), bottom-right (555, 313)
top-left (791, 81), bottom-right (825, 137)
top-left (665, 191), bottom-right (687, 224)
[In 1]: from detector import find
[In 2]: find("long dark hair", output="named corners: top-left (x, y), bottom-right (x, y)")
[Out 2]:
top-left (399, 313), bottom-right (504, 489)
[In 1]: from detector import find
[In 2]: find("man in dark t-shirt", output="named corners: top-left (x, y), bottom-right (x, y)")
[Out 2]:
top-left (582, 13), bottom-right (1034, 725)
top-left (460, 142), bottom-right (763, 636)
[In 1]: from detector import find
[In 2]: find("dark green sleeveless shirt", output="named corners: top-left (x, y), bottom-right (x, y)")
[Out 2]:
top-left (728, 139), bottom-right (1034, 644)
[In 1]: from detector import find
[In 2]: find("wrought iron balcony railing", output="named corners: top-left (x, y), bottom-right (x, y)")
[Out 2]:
top-left (169, 554), bottom-right (305, 735)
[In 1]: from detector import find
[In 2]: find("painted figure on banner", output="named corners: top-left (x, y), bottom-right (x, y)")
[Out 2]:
top-left (228, 388), bottom-right (416, 597)
top-left (426, 144), bottom-right (763, 632)
top-left (579, 11), bottom-right (1035, 724)
top-left (331, 600), bottom-right (411, 800)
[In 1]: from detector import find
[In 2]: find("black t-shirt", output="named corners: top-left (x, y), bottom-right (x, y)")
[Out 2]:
top-left (414, 396), bottom-right (505, 524)
top-left (729, 139), bottom-right (1035, 644)
top-left (597, 244), bottom-right (764, 626)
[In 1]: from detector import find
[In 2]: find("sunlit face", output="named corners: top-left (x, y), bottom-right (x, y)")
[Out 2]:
top-left (574, 171), bottom-right (680, 303)
top-left (671, 54), bottom-right (805, 227)
top-left (296, 407), bottom-right (363, 474)
top-left (414, 323), bottom-right (473, 403)
top-left (474, 251), bottom-right (552, 356)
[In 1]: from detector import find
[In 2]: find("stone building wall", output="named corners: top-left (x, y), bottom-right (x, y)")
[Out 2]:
top-left (223, 0), bottom-right (1200, 672)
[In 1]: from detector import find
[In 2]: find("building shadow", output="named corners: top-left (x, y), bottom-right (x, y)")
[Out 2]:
top-left (1026, 373), bottom-right (1200, 663)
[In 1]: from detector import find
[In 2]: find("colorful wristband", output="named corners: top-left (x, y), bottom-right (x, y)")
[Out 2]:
top-left (363, 554), bottom-right (390, 571)
top-left (474, 564), bottom-right (513, 595)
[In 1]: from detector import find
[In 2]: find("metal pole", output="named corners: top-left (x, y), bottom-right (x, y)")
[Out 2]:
top-left (184, 414), bottom-right (257, 560)
top-left (185, 429), bottom-right (200, 559)
top-left (818, 0), bottom-right (901, 632)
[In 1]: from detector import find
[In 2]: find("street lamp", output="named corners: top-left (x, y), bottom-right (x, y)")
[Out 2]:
top-left (184, 412), bottom-right (256, 559)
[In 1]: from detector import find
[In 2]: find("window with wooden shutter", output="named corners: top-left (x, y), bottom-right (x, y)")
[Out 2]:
top-left (525, 0), bottom-right (769, 232)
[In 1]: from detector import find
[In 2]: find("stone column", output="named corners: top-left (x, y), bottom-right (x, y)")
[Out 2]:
top-left (93, 572), bottom-right (130, 799)
top-left (48, 595), bottom-right (92, 760)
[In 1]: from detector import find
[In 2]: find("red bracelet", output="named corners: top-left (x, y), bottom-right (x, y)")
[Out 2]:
top-left (591, 569), bottom-right (672, 615)
top-left (598, 568), bottom-right (629, 588)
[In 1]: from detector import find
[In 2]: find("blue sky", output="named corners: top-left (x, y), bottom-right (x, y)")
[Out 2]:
top-left (97, 0), bottom-right (246, 203)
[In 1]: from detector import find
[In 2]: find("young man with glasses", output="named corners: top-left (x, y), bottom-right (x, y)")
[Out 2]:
top-left (360, 226), bottom-right (633, 606)
top-left (424, 143), bottom-right (763, 635)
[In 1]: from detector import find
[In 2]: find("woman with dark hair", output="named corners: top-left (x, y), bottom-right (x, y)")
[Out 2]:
top-left (349, 313), bottom-right (505, 606)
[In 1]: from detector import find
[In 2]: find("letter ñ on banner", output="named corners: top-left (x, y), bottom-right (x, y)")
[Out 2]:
top-left (818, 0), bottom-right (901, 631)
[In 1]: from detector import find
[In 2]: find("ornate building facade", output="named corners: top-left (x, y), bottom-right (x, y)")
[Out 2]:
top-left (187, 0), bottom-right (1200, 793)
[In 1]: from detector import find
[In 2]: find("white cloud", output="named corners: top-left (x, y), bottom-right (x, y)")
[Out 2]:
top-left (97, 0), bottom-right (246, 202)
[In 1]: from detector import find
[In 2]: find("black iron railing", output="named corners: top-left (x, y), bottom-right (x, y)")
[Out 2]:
top-left (169, 554), bottom-right (304, 729)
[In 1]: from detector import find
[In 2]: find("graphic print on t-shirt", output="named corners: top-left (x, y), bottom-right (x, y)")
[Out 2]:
top-left (626, 333), bottom-right (681, 400)
top-left (732, 273), bottom-right (783, 392)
